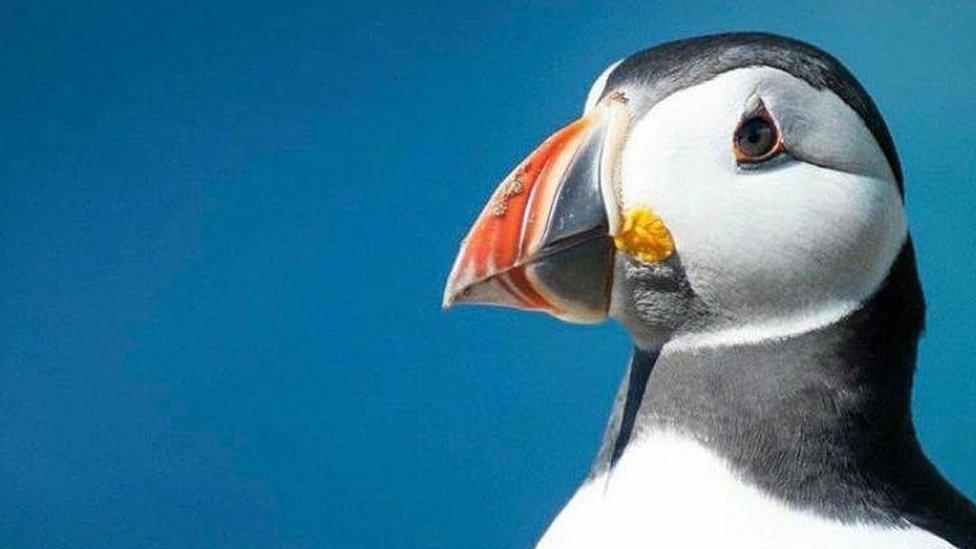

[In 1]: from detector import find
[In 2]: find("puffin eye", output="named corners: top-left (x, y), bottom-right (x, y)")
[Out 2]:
top-left (733, 114), bottom-right (782, 164)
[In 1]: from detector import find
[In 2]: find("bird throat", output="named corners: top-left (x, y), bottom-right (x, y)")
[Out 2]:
top-left (593, 242), bottom-right (934, 524)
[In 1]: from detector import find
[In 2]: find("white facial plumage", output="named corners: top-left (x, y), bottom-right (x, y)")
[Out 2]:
top-left (611, 66), bottom-right (907, 347)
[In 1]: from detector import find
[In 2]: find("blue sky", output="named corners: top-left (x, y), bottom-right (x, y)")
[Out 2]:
top-left (1, 1), bottom-right (974, 547)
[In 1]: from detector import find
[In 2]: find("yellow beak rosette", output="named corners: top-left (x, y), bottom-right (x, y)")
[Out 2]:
top-left (612, 207), bottom-right (675, 264)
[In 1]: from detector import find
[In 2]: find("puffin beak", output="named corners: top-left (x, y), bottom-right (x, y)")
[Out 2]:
top-left (443, 94), bottom-right (631, 323)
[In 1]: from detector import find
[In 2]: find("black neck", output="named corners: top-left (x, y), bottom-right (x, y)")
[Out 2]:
top-left (593, 242), bottom-right (976, 547)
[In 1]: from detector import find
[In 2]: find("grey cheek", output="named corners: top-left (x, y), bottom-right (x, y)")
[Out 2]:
top-left (610, 253), bottom-right (708, 346)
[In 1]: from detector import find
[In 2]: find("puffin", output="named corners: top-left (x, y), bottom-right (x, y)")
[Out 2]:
top-left (443, 33), bottom-right (976, 548)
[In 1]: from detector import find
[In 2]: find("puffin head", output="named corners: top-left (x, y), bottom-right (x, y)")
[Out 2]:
top-left (444, 33), bottom-right (909, 350)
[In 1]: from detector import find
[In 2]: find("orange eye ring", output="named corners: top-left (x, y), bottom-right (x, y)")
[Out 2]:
top-left (733, 107), bottom-right (784, 164)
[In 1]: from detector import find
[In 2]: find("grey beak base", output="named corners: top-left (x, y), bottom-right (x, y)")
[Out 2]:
top-left (529, 123), bottom-right (614, 323)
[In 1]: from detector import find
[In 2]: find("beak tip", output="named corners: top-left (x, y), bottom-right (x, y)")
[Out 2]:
top-left (442, 253), bottom-right (467, 310)
top-left (441, 290), bottom-right (456, 310)
top-left (442, 274), bottom-right (468, 310)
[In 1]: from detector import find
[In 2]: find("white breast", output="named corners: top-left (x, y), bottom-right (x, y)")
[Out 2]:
top-left (537, 431), bottom-right (953, 548)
